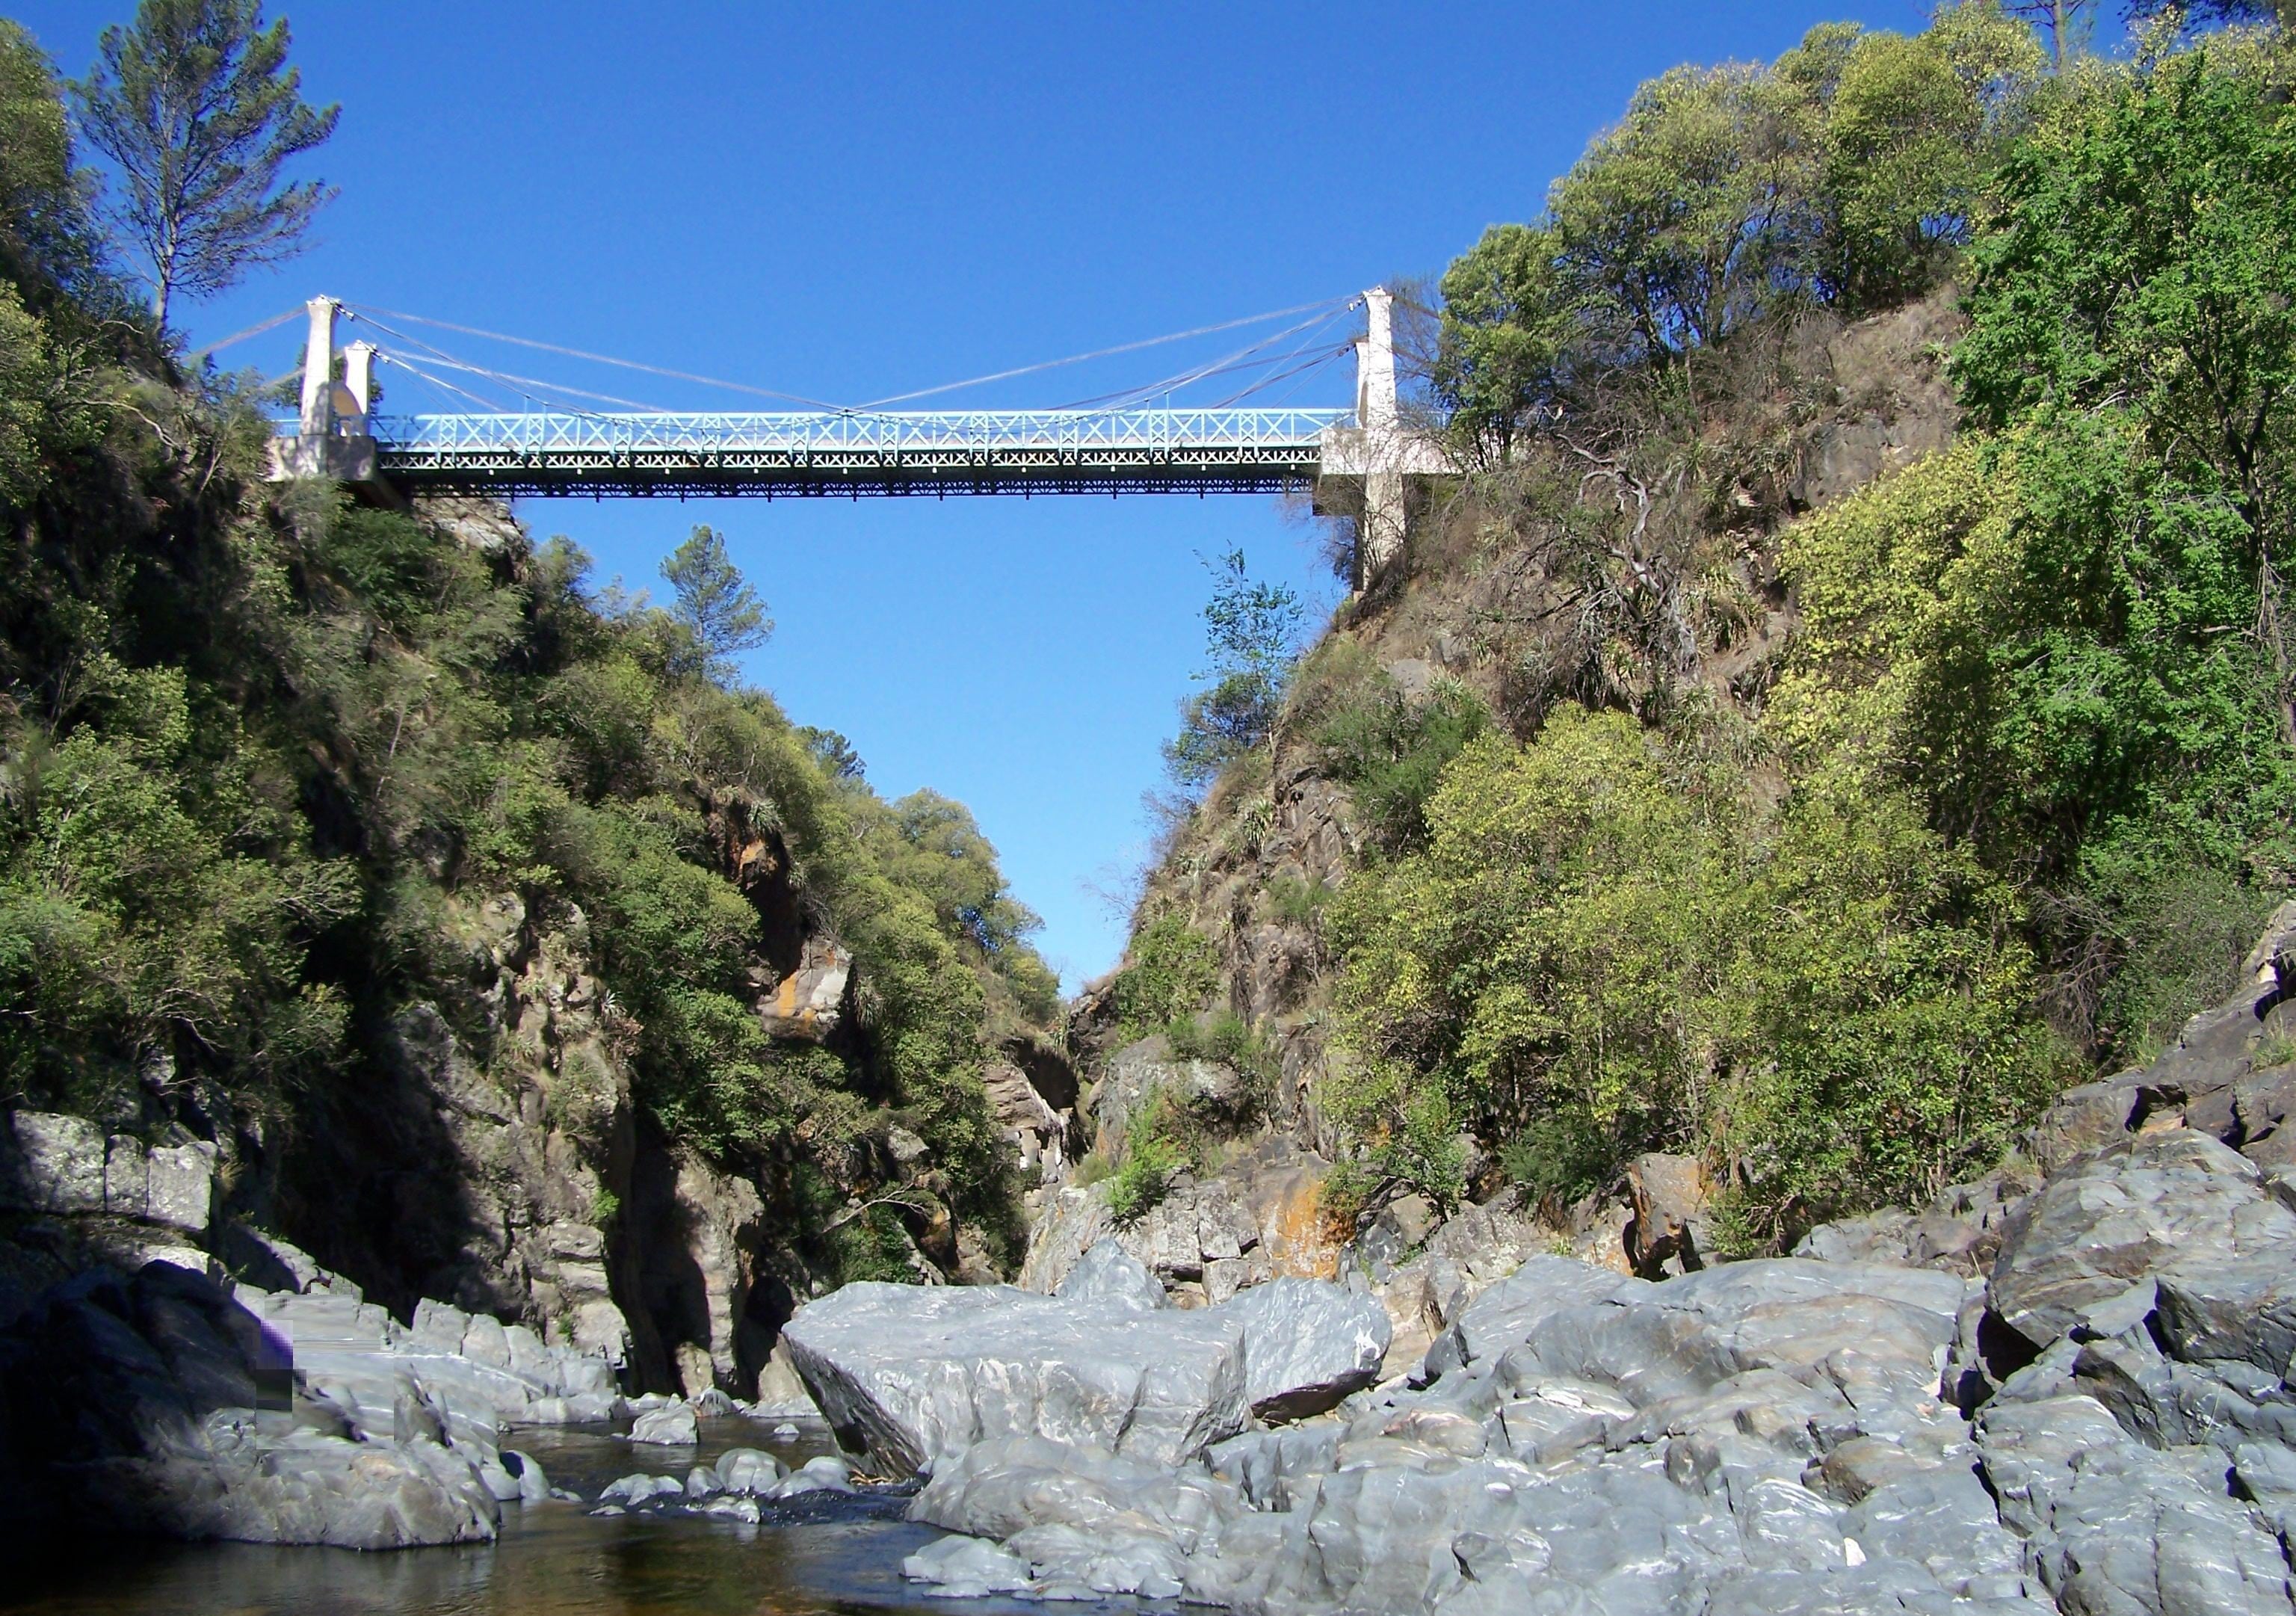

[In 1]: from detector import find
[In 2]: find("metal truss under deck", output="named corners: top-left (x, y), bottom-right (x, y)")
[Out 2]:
top-left (333, 407), bottom-right (1351, 497)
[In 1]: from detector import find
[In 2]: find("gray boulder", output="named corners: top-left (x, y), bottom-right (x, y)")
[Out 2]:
top-left (1990, 1129), bottom-right (2292, 1358)
top-left (1419, 1254), bottom-right (1651, 1380)
top-left (909, 1431), bottom-right (1235, 1594)
top-left (714, 1446), bottom-right (786, 1492)
top-left (1055, 1239), bottom-right (1167, 1313)
top-left (598, 1471), bottom-right (682, 1508)
top-left (629, 1400), bottom-right (699, 1446)
top-left (1979, 1393), bottom-right (2294, 1615)
top-left (0, 1262), bottom-right (498, 1549)
top-left (902, 1533), bottom-right (1035, 1597)
top-left (0, 1110), bottom-right (107, 1214)
top-left (781, 1280), bottom-right (1247, 1475)
top-left (1209, 1275), bottom-right (1390, 1419)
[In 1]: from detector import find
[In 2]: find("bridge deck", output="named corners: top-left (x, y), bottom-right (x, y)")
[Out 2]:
top-left (318, 407), bottom-right (1352, 498)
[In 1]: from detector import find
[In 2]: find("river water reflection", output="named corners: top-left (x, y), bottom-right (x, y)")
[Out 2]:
top-left (0, 1422), bottom-right (1117, 1616)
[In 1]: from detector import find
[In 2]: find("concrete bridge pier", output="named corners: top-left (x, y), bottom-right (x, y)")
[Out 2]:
top-left (268, 296), bottom-right (386, 488)
top-left (1312, 287), bottom-right (1448, 593)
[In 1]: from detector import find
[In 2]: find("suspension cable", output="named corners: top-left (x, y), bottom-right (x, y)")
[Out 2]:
top-left (371, 351), bottom-right (514, 414)
top-left (347, 303), bottom-right (845, 409)
top-left (855, 296), bottom-right (1353, 410)
top-left (190, 306), bottom-right (303, 358)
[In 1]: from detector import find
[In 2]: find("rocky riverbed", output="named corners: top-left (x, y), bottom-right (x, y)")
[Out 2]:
top-left (10, 919), bottom-right (2296, 1615)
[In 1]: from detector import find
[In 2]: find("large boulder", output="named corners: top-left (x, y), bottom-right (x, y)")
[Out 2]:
top-left (781, 1281), bottom-right (1249, 1475)
top-left (1209, 1276), bottom-right (1389, 1419)
top-left (1989, 1129), bottom-right (2294, 1360)
top-left (1418, 1255), bottom-right (1651, 1381)
top-left (0, 1262), bottom-right (499, 1549)
top-left (1979, 1393), bottom-right (2294, 1616)
top-left (1624, 1151), bottom-right (1712, 1276)
top-left (1055, 1239), bottom-right (1168, 1313)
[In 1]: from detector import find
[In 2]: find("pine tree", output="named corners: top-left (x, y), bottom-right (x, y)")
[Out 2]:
top-left (74, 0), bottom-right (336, 328)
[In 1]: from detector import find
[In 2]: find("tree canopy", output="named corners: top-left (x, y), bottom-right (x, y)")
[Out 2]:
top-left (74, 0), bottom-right (336, 327)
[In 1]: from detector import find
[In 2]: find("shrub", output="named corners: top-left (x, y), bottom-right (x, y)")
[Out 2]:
top-left (1110, 913), bottom-right (1221, 1043)
top-left (1106, 1124), bottom-right (1183, 1224)
top-left (1268, 873), bottom-right (1332, 926)
top-left (1315, 676), bottom-right (1492, 851)
top-left (1165, 1008), bottom-right (1280, 1121)
top-left (1326, 705), bottom-right (2061, 1237)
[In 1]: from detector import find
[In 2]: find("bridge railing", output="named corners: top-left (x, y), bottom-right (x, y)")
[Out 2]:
top-left (350, 407), bottom-right (1353, 456)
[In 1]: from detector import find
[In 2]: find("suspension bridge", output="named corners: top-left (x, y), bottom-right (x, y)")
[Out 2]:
top-left (258, 289), bottom-right (1447, 582)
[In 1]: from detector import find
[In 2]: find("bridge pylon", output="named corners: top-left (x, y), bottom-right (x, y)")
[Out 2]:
top-left (268, 296), bottom-right (387, 491)
top-left (1312, 286), bottom-right (1449, 592)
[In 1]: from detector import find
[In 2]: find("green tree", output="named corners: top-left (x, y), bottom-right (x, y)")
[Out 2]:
top-left (0, 21), bottom-right (96, 294)
top-left (2005, 1), bottom-right (2100, 67)
top-left (1325, 707), bottom-right (2055, 1233)
top-left (74, 0), bottom-right (336, 327)
top-left (1431, 8), bottom-right (2040, 443)
top-left (661, 524), bottom-right (772, 682)
top-left (1162, 549), bottom-right (1302, 789)
top-left (1433, 223), bottom-right (1576, 457)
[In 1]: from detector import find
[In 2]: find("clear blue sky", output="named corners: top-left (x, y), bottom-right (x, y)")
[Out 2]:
top-left (17, 0), bottom-right (1925, 990)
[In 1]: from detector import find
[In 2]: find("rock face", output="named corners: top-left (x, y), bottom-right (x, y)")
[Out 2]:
top-left (1215, 1277), bottom-right (1390, 1420)
top-left (1022, 1136), bottom-right (1344, 1306)
top-left (0, 1261), bottom-right (506, 1549)
top-left (1088, 1036), bottom-right (1252, 1156)
top-left (1054, 1239), bottom-right (1169, 1314)
top-left (0, 1111), bottom-right (221, 1304)
top-left (238, 1287), bottom-right (623, 1438)
top-left (780, 1281), bottom-right (1250, 1475)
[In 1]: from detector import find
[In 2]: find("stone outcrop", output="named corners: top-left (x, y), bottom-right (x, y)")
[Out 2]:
top-left (0, 1111), bottom-right (221, 1312)
top-left (1087, 1036), bottom-right (1253, 1156)
top-left (781, 1280), bottom-right (1251, 1475)
top-left (1054, 1239), bottom-right (1169, 1314)
top-left (904, 1253), bottom-right (2032, 1612)
top-left (0, 1259), bottom-right (600, 1549)
top-left (986, 1053), bottom-right (1078, 1182)
top-left (1217, 1277), bottom-right (1390, 1420)
top-left (246, 1287), bottom-right (623, 1438)
top-left (1022, 1137), bottom-right (1343, 1307)
top-left (756, 935), bottom-right (852, 1040)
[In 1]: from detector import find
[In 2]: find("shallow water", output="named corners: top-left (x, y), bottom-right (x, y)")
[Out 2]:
top-left (0, 1421), bottom-right (1117, 1616)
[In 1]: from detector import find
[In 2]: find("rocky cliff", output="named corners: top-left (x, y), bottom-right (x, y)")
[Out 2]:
top-left (1033, 291), bottom-right (1969, 1307)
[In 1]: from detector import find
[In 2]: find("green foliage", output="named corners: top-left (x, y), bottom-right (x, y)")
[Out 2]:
top-left (74, 0), bottom-right (338, 325)
top-left (661, 524), bottom-right (772, 680)
top-left (0, 659), bottom-right (354, 1117)
top-left (1326, 708), bottom-right (2060, 1236)
top-left (1771, 42), bottom-right (2296, 1061)
top-left (1434, 5), bottom-right (2043, 447)
top-left (1164, 1008), bottom-right (1280, 1119)
top-left (1109, 913), bottom-right (1221, 1043)
top-left (1106, 1116), bottom-right (1183, 1224)
top-left (1163, 549), bottom-right (1303, 791)
top-left (0, 280), bottom-right (94, 508)
top-left (1268, 873), bottom-right (1332, 926)
top-left (829, 1206), bottom-right (924, 1286)
top-left (861, 788), bottom-right (1059, 1023)
top-left (0, 44), bottom-right (1059, 1258)
top-left (0, 21), bottom-right (97, 294)
top-left (1315, 675), bottom-right (1492, 851)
